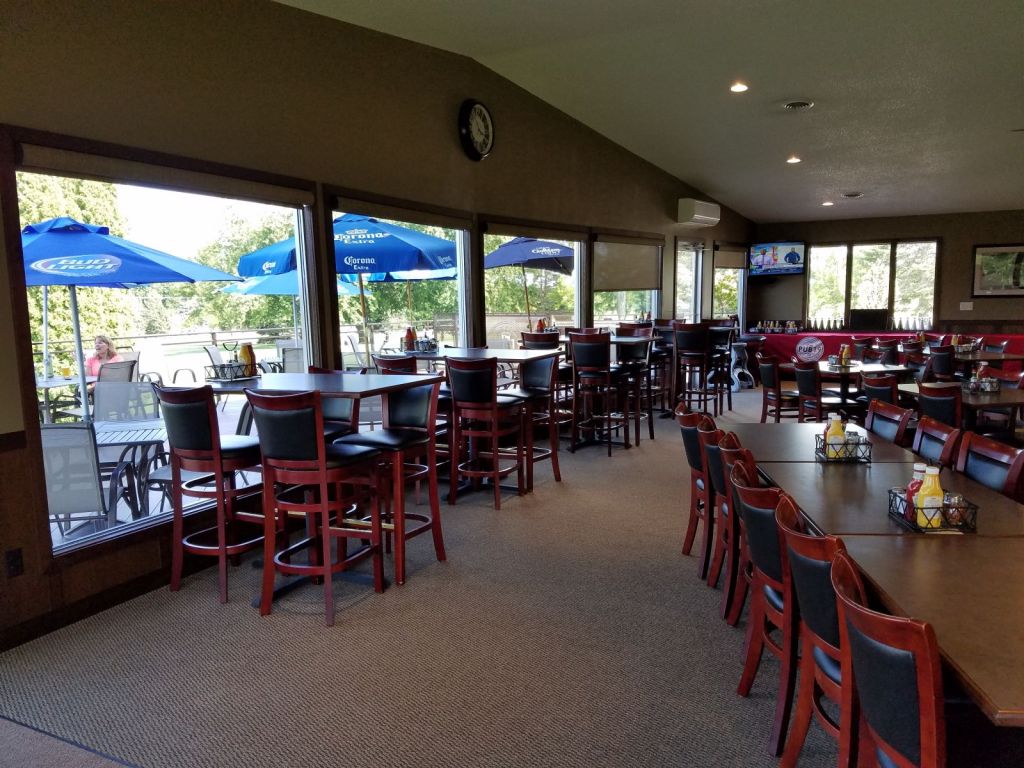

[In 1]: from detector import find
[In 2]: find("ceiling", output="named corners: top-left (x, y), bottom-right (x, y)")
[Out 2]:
top-left (276, 0), bottom-right (1024, 224)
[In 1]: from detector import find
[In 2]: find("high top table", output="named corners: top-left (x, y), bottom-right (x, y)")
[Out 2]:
top-left (207, 371), bottom-right (444, 397)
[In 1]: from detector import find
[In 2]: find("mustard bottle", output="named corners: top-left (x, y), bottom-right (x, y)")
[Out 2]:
top-left (915, 466), bottom-right (944, 529)
top-left (239, 342), bottom-right (257, 377)
top-left (825, 413), bottom-right (845, 459)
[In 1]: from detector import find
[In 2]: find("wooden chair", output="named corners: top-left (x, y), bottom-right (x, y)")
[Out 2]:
top-left (336, 379), bottom-right (446, 586)
top-left (954, 432), bottom-right (1024, 501)
top-left (864, 400), bottom-right (912, 447)
top-left (568, 332), bottom-right (630, 456)
top-left (776, 498), bottom-right (857, 768)
top-left (794, 361), bottom-right (845, 422)
top-left (911, 416), bottom-right (963, 469)
top-left (155, 385), bottom-right (263, 604)
top-left (973, 364), bottom-right (1024, 439)
top-left (246, 389), bottom-right (384, 625)
top-left (757, 354), bottom-right (799, 423)
top-left (873, 338), bottom-right (900, 365)
top-left (928, 345), bottom-right (957, 382)
top-left (615, 330), bottom-right (654, 443)
top-left (732, 463), bottom-right (797, 756)
top-left (857, 373), bottom-right (899, 407)
top-left (675, 404), bottom-right (712, 569)
top-left (306, 365), bottom-right (362, 440)
top-left (503, 354), bottom-right (564, 491)
top-left (446, 356), bottom-right (525, 509)
top-left (831, 550), bottom-right (946, 768)
top-left (917, 383), bottom-right (962, 428)
top-left (718, 439), bottom-right (757, 626)
top-left (694, 416), bottom-right (724, 581)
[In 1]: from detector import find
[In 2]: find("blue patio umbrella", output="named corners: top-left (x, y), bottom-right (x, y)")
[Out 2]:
top-left (484, 237), bottom-right (575, 326)
top-left (22, 217), bottom-right (240, 419)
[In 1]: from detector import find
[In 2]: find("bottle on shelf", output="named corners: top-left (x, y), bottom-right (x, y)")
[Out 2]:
top-left (905, 462), bottom-right (926, 522)
top-left (239, 342), bottom-right (257, 377)
top-left (825, 413), bottom-right (845, 459)
top-left (915, 466), bottom-right (944, 529)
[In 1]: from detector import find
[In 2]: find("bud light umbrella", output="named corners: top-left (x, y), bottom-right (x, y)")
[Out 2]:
top-left (22, 217), bottom-right (240, 420)
top-left (484, 237), bottom-right (575, 327)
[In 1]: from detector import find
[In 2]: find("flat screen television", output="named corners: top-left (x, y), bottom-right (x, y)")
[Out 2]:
top-left (748, 242), bottom-right (806, 276)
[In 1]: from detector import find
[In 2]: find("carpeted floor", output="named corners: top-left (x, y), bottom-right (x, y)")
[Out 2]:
top-left (0, 390), bottom-right (987, 767)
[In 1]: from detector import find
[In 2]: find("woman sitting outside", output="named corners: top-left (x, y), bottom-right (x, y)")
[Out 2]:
top-left (84, 334), bottom-right (123, 376)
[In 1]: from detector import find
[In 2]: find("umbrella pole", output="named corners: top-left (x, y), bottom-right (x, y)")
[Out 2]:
top-left (42, 286), bottom-right (49, 372)
top-left (68, 286), bottom-right (90, 422)
top-left (522, 264), bottom-right (532, 329)
top-left (358, 273), bottom-right (371, 366)
top-left (291, 297), bottom-right (299, 341)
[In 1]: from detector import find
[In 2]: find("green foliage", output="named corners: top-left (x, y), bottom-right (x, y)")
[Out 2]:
top-left (711, 268), bottom-right (740, 318)
top-left (808, 246), bottom-right (848, 320)
top-left (850, 244), bottom-right (890, 309)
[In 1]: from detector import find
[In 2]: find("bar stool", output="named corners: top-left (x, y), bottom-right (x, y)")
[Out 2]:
top-left (155, 384), bottom-right (263, 604)
top-left (502, 354), bottom-right (563, 491)
top-left (568, 331), bottom-right (630, 456)
top-left (616, 326), bottom-right (656, 442)
top-left (521, 330), bottom-right (572, 406)
top-left (245, 389), bottom-right (384, 626)
top-left (446, 356), bottom-right (525, 509)
top-left (335, 379), bottom-right (446, 585)
top-left (758, 354), bottom-right (800, 423)
top-left (676, 404), bottom-right (712, 567)
top-left (672, 321), bottom-right (712, 412)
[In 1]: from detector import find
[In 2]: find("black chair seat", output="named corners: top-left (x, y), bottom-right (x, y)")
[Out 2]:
top-left (148, 463), bottom-right (213, 485)
top-left (219, 434), bottom-right (262, 461)
top-left (323, 421), bottom-right (354, 442)
top-left (323, 442), bottom-right (380, 468)
top-left (335, 428), bottom-right (429, 451)
top-left (802, 396), bottom-right (845, 410)
top-left (503, 386), bottom-right (551, 402)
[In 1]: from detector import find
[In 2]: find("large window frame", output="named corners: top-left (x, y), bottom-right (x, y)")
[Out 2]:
top-left (674, 238), bottom-right (702, 322)
top-left (806, 239), bottom-right (940, 329)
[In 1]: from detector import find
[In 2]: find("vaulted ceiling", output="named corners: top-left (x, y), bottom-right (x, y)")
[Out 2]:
top-left (276, 0), bottom-right (1024, 223)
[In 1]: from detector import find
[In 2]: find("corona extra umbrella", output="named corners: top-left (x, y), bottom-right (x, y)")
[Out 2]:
top-left (22, 217), bottom-right (239, 419)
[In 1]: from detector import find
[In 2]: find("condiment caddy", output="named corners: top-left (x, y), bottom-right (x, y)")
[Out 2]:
top-left (887, 463), bottom-right (977, 533)
top-left (814, 414), bottom-right (872, 463)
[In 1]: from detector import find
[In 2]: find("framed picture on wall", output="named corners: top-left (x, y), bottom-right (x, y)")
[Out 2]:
top-left (972, 244), bottom-right (1024, 297)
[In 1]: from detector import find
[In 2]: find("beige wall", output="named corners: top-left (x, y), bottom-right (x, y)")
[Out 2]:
top-left (0, 0), bottom-right (750, 639)
top-left (753, 209), bottom-right (1024, 329)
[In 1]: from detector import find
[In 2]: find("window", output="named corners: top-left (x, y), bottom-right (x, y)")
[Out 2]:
top-left (893, 241), bottom-right (937, 330)
top-left (807, 240), bottom-right (938, 329)
top-left (330, 209), bottom-right (467, 364)
top-left (483, 233), bottom-right (579, 346)
top-left (674, 241), bottom-right (700, 322)
top-left (18, 171), bottom-right (307, 553)
top-left (592, 240), bottom-right (662, 325)
top-left (711, 267), bottom-right (742, 320)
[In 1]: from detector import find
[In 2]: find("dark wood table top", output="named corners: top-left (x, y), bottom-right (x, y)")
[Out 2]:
top-left (843, 535), bottom-right (1024, 725)
top-left (817, 361), bottom-right (910, 377)
top-left (726, 422), bottom-right (916, 463)
top-left (954, 350), bottom-right (1024, 363)
top-left (207, 372), bottom-right (443, 398)
top-left (759, 460), bottom-right (1024, 536)
top-left (899, 382), bottom-right (1024, 410)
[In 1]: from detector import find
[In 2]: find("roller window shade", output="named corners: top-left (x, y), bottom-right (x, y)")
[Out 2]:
top-left (335, 197), bottom-right (471, 231)
top-left (714, 248), bottom-right (746, 269)
top-left (593, 241), bottom-right (662, 291)
top-left (18, 145), bottom-right (315, 207)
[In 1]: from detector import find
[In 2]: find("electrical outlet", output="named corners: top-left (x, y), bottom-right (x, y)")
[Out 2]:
top-left (5, 548), bottom-right (24, 578)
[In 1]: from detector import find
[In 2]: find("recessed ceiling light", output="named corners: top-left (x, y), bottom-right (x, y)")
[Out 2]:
top-left (841, 192), bottom-right (864, 199)
top-left (730, 82), bottom-right (749, 93)
top-left (821, 201), bottom-right (834, 207)
top-left (782, 99), bottom-right (815, 111)
top-left (786, 155), bottom-right (802, 164)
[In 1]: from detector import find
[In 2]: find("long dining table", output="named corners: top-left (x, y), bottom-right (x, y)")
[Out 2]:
top-left (898, 381), bottom-right (1024, 430)
top-left (733, 420), bottom-right (1024, 726)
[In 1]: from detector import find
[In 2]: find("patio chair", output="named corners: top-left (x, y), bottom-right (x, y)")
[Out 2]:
top-left (42, 422), bottom-right (137, 538)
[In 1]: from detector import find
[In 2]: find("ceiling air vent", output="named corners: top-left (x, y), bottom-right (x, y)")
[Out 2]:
top-left (782, 100), bottom-right (815, 111)
top-left (841, 192), bottom-right (864, 199)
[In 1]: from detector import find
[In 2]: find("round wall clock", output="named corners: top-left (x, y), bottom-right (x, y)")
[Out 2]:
top-left (458, 99), bottom-right (494, 161)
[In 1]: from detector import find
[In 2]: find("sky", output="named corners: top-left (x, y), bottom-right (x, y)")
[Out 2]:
top-left (117, 184), bottom-right (289, 260)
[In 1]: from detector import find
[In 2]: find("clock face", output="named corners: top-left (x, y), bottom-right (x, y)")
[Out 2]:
top-left (458, 100), bottom-right (494, 160)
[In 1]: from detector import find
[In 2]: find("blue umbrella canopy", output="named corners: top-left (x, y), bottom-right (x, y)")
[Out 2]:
top-left (22, 217), bottom-right (239, 420)
top-left (236, 214), bottom-right (457, 278)
top-left (22, 217), bottom-right (240, 287)
top-left (484, 237), bottom-right (574, 275)
top-left (222, 271), bottom-right (362, 296)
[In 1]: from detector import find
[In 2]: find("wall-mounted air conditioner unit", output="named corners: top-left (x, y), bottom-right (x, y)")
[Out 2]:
top-left (677, 198), bottom-right (721, 227)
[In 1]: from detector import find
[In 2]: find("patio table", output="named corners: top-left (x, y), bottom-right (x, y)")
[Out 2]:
top-left (94, 418), bottom-right (166, 518)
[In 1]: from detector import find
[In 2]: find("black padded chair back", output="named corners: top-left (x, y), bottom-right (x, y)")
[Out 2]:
top-left (787, 547), bottom-right (841, 648)
top-left (794, 363), bottom-right (819, 399)
top-left (852, 339), bottom-right (872, 361)
top-left (616, 338), bottom-right (651, 366)
top-left (759, 358), bottom-right (781, 389)
top-left (250, 396), bottom-right (321, 462)
top-left (447, 357), bottom-right (497, 404)
top-left (703, 438), bottom-right (727, 497)
top-left (674, 324), bottom-right (710, 356)
top-left (960, 447), bottom-right (1012, 492)
top-left (869, 413), bottom-right (901, 443)
top-left (861, 375), bottom-right (897, 405)
top-left (521, 332), bottom-right (560, 350)
top-left (570, 334), bottom-right (611, 370)
top-left (520, 355), bottom-right (557, 390)
top-left (679, 419), bottom-right (704, 472)
top-left (732, 468), bottom-right (783, 584)
top-left (917, 386), bottom-right (961, 428)
top-left (158, 388), bottom-right (215, 453)
top-left (929, 347), bottom-right (954, 377)
top-left (385, 382), bottom-right (436, 430)
top-left (983, 339), bottom-right (1009, 354)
